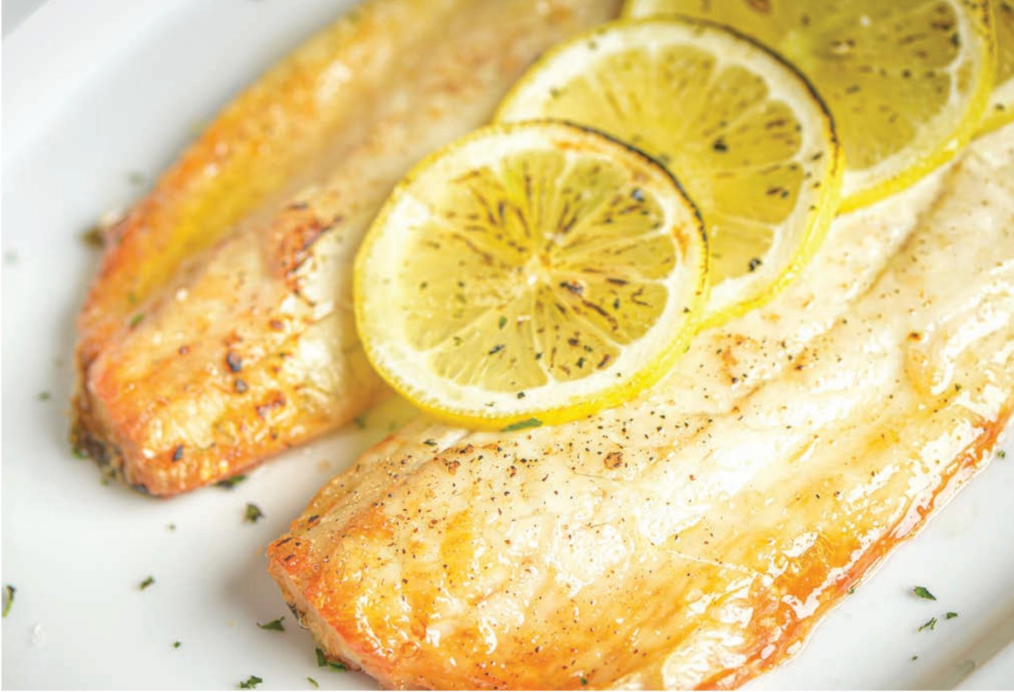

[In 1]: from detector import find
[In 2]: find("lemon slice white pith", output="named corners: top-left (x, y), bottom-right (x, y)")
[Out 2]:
top-left (495, 17), bottom-right (843, 326)
top-left (625, 0), bottom-right (996, 210)
top-left (354, 122), bottom-right (709, 429)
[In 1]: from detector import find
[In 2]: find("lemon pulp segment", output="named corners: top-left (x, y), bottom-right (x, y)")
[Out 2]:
top-left (983, 0), bottom-right (1014, 132)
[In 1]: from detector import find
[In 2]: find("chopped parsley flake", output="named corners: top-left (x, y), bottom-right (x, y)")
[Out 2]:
top-left (173, 641), bottom-right (182, 649)
top-left (81, 226), bottom-right (104, 249)
top-left (257, 617), bottom-right (285, 631)
top-left (580, 677), bottom-right (589, 686)
top-left (216, 475), bottom-right (247, 490)
top-left (316, 647), bottom-right (347, 671)
top-left (100, 466), bottom-right (116, 486)
top-left (353, 415), bottom-right (367, 429)
top-left (999, 450), bottom-right (1007, 459)
top-left (946, 611), bottom-right (958, 619)
top-left (307, 678), bottom-right (319, 689)
top-left (498, 316), bottom-right (507, 329)
top-left (244, 503), bottom-right (264, 524)
top-left (129, 313), bottom-right (144, 328)
top-left (501, 417), bottom-right (543, 432)
top-left (913, 586), bottom-right (936, 601)
top-left (2, 585), bottom-right (14, 617)
top-left (139, 575), bottom-right (155, 591)
top-left (918, 617), bottom-right (937, 632)
top-left (424, 439), bottom-right (438, 446)
top-left (238, 675), bottom-right (262, 689)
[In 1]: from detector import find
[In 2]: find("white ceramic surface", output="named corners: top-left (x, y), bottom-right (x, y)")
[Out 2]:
top-left (2, 2), bottom-right (1012, 689)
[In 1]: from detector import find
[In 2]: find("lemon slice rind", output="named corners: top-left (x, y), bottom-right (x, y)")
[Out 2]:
top-left (494, 17), bottom-right (843, 328)
top-left (624, 0), bottom-right (996, 212)
top-left (354, 121), bottom-right (709, 430)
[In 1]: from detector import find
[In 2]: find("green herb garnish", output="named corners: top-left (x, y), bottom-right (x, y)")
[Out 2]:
top-left (498, 316), bottom-right (507, 329)
top-left (244, 503), bottom-right (264, 524)
top-left (316, 647), bottom-right (347, 671)
top-left (2, 585), bottom-right (14, 617)
top-left (918, 617), bottom-right (937, 632)
top-left (37, 391), bottom-right (51, 401)
top-left (580, 677), bottom-right (589, 686)
top-left (216, 475), bottom-right (247, 489)
top-left (424, 439), bottom-right (438, 446)
top-left (100, 466), bottom-right (116, 486)
top-left (81, 226), bottom-right (104, 249)
top-left (307, 678), bottom-right (319, 689)
top-left (946, 611), bottom-right (958, 619)
top-left (502, 417), bottom-right (543, 432)
top-left (238, 675), bottom-right (262, 689)
top-left (257, 617), bottom-right (285, 632)
top-left (129, 313), bottom-right (144, 328)
top-left (139, 575), bottom-right (155, 591)
top-left (173, 641), bottom-right (182, 649)
top-left (913, 586), bottom-right (936, 601)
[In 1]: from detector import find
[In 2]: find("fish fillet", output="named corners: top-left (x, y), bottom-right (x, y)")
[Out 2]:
top-left (71, 0), bottom-right (623, 495)
top-left (268, 124), bottom-right (1014, 689)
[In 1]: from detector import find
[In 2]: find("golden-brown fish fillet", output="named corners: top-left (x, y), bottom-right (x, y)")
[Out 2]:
top-left (268, 124), bottom-right (1014, 689)
top-left (72, 0), bottom-right (623, 495)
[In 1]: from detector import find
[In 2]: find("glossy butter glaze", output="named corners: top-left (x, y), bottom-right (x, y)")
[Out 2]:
top-left (269, 124), bottom-right (1014, 689)
top-left (72, 0), bottom-right (623, 495)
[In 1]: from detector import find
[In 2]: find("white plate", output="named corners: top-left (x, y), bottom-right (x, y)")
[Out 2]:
top-left (2, 2), bottom-right (1013, 689)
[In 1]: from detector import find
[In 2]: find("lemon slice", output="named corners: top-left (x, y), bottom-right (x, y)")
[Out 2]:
top-left (495, 18), bottom-right (842, 326)
top-left (625, 0), bottom-right (996, 211)
top-left (982, 0), bottom-right (1014, 132)
top-left (354, 122), bottom-right (708, 429)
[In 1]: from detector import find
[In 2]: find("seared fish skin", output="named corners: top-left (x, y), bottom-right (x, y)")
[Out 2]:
top-left (72, 0), bottom-right (623, 496)
top-left (268, 125), bottom-right (1014, 689)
